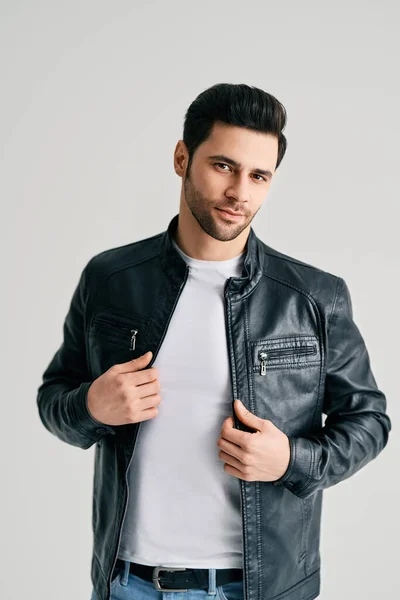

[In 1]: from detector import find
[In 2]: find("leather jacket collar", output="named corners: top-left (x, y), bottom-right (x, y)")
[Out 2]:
top-left (159, 213), bottom-right (265, 298)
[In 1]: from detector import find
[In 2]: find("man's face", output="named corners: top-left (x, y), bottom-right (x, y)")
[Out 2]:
top-left (182, 121), bottom-right (278, 242)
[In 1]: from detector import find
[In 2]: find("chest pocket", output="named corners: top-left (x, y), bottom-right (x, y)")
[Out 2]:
top-left (250, 334), bottom-right (321, 435)
top-left (87, 308), bottom-right (151, 378)
top-left (252, 335), bottom-right (320, 375)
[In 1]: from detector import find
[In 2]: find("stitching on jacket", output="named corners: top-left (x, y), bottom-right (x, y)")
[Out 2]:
top-left (228, 284), bottom-right (251, 598)
top-left (327, 276), bottom-right (343, 336)
top-left (244, 298), bottom-right (265, 600)
top-left (295, 438), bottom-right (316, 497)
top-left (267, 566), bottom-right (320, 600)
top-left (263, 247), bottom-right (330, 274)
top-left (262, 273), bottom-right (325, 434)
top-left (88, 251), bottom-right (161, 311)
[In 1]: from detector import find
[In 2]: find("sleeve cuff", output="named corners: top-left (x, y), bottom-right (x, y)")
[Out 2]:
top-left (272, 436), bottom-right (314, 497)
top-left (71, 381), bottom-right (116, 438)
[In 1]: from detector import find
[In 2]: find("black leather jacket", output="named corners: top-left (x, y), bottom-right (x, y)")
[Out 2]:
top-left (37, 213), bottom-right (391, 600)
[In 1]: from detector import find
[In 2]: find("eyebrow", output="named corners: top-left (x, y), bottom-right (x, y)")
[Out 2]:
top-left (207, 154), bottom-right (273, 179)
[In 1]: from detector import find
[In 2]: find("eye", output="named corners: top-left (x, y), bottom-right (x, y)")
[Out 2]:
top-left (214, 163), bottom-right (267, 182)
top-left (214, 162), bottom-right (231, 171)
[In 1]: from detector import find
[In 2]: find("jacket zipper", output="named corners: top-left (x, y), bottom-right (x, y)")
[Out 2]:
top-left (224, 277), bottom-right (248, 600)
top-left (93, 312), bottom-right (148, 329)
top-left (107, 266), bottom-right (190, 598)
top-left (258, 344), bottom-right (317, 376)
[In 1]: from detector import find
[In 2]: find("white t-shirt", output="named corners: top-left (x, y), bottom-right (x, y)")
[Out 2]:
top-left (118, 236), bottom-right (245, 568)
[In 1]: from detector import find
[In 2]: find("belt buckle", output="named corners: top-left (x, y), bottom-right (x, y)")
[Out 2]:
top-left (152, 566), bottom-right (189, 592)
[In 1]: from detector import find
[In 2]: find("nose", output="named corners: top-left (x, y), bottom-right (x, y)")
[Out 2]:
top-left (225, 172), bottom-right (250, 204)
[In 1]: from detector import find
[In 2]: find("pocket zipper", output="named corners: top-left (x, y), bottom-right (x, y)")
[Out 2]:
top-left (258, 344), bottom-right (317, 376)
top-left (129, 329), bottom-right (138, 351)
top-left (92, 315), bottom-right (140, 351)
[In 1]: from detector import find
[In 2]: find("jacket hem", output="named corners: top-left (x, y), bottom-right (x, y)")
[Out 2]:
top-left (267, 567), bottom-right (320, 600)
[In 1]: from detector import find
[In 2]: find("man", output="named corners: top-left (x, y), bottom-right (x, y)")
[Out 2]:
top-left (37, 83), bottom-right (391, 600)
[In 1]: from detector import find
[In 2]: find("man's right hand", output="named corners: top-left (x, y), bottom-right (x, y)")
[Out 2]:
top-left (87, 351), bottom-right (161, 426)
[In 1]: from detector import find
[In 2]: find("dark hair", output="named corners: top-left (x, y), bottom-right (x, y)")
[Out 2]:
top-left (183, 83), bottom-right (287, 176)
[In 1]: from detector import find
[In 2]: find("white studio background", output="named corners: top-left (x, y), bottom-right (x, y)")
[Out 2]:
top-left (1, 1), bottom-right (398, 599)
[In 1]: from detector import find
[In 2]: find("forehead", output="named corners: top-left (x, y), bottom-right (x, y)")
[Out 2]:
top-left (199, 121), bottom-right (278, 167)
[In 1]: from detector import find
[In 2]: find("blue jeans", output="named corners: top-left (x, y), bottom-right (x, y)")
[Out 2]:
top-left (90, 560), bottom-right (244, 599)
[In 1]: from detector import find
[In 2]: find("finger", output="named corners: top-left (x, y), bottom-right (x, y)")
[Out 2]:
top-left (219, 449), bottom-right (245, 471)
top-left (221, 422), bottom-right (250, 448)
top-left (218, 436), bottom-right (247, 462)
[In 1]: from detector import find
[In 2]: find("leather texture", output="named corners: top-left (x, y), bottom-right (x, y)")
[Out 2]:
top-left (37, 213), bottom-right (391, 600)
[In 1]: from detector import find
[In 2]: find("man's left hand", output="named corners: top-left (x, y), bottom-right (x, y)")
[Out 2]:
top-left (216, 399), bottom-right (291, 482)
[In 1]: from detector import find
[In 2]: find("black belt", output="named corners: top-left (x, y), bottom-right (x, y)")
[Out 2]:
top-left (115, 558), bottom-right (243, 592)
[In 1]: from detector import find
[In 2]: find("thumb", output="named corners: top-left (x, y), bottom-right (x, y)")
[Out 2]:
top-left (132, 350), bottom-right (153, 365)
top-left (234, 399), bottom-right (263, 430)
top-left (116, 350), bottom-right (153, 372)
top-left (139, 350), bottom-right (153, 359)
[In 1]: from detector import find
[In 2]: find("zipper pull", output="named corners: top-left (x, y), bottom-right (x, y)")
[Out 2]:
top-left (130, 329), bottom-right (138, 351)
top-left (259, 351), bottom-right (268, 376)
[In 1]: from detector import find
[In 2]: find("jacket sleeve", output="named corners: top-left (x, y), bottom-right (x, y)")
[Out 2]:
top-left (273, 276), bottom-right (392, 499)
top-left (36, 258), bottom-right (116, 449)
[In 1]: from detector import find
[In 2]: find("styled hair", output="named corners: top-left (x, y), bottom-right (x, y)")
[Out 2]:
top-left (182, 83), bottom-right (287, 175)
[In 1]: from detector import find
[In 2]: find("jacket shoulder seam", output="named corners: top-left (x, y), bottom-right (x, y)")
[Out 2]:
top-left (327, 276), bottom-right (343, 335)
top-left (262, 248), bottom-right (329, 275)
top-left (87, 232), bottom-right (164, 260)
top-left (262, 270), bottom-right (322, 307)
top-left (85, 250), bottom-right (161, 310)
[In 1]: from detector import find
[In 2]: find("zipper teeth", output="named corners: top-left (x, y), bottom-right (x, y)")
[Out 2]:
top-left (259, 345), bottom-right (316, 359)
top-left (93, 317), bottom-right (137, 331)
top-left (108, 267), bottom-right (190, 592)
top-left (95, 308), bottom-right (149, 323)
top-left (224, 278), bottom-right (248, 600)
top-left (93, 319), bottom-right (140, 347)
top-left (148, 267), bottom-right (190, 368)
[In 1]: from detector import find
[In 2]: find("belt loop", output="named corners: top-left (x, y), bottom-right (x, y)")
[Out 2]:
top-left (120, 560), bottom-right (130, 586)
top-left (208, 568), bottom-right (217, 596)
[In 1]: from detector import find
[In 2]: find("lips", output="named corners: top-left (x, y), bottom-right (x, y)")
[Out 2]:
top-left (217, 208), bottom-right (245, 216)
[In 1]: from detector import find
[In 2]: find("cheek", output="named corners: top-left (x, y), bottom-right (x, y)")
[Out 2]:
top-left (196, 168), bottom-right (223, 193)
